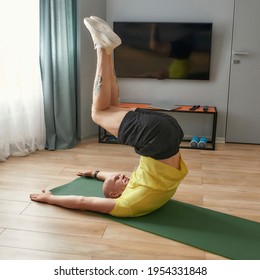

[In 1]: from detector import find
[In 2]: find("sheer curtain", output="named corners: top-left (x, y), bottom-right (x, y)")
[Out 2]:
top-left (0, 0), bottom-right (45, 161)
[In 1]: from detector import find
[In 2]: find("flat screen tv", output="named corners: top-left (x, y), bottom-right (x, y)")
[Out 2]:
top-left (113, 22), bottom-right (213, 80)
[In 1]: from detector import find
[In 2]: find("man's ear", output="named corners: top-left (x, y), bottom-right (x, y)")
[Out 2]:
top-left (108, 192), bottom-right (120, 198)
top-left (108, 192), bottom-right (117, 198)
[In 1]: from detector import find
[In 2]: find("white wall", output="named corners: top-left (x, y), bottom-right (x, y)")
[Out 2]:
top-left (106, 0), bottom-right (235, 139)
top-left (78, 0), bottom-right (235, 140)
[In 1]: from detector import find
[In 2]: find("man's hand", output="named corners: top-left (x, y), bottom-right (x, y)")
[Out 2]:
top-left (77, 171), bottom-right (94, 178)
top-left (77, 170), bottom-right (122, 182)
top-left (30, 192), bottom-right (52, 203)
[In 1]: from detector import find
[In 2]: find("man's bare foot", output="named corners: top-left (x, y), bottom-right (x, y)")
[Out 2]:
top-left (30, 192), bottom-right (52, 203)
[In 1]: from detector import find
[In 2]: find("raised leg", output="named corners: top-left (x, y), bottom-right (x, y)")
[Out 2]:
top-left (92, 48), bottom-right (112, 111)
top-left (109, 55), bottom-right (120, 106)
top-left (91, 48), bottom-right (132, 137)
top-left (84, 16), bottom-right (133, 137)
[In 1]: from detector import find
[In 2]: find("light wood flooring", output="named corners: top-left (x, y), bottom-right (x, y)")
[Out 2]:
top-left (0, 139), bottom-right (259, 260)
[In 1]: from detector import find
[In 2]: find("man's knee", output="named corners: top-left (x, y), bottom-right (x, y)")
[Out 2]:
top-left (91, 105), bottom-right (109, 126)
top-left (91, 107), bottom-right (100, 125)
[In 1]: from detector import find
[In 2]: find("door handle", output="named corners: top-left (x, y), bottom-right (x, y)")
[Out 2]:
top-left (233, 50), bottom-right (250, 55)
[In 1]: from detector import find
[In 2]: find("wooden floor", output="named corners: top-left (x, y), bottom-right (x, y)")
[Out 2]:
top-left (0, 139), bottom-right (259, 260)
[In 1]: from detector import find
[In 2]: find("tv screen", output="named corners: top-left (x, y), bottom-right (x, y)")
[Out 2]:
top-left (114, 22), bottom-right (213, 80)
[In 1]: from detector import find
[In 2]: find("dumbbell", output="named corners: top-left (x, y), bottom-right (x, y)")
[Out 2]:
top-left (198, 137), bottom-right (208, 148)
top-left (190, 136), bottom-right (200, 148)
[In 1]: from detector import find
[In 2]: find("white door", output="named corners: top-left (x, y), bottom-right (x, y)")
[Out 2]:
top-left (226, 0), bottom-right (260, 144)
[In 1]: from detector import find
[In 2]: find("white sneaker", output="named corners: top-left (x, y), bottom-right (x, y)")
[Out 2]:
top-left (83, 17), bottom-right (121, 54)
top-left (90, 16), bottom-right (113, 31)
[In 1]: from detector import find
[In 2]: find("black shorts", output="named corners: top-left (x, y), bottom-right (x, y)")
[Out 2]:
top-left (117, 108), bottom-right (184, 160)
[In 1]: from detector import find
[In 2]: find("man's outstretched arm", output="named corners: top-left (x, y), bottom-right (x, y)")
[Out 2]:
top-left (77, 170), bottom-right (119, 181)
top-left (30, 192), bottom-right (116, 214)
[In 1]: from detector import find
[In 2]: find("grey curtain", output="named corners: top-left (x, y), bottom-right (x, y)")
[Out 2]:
top-left (40, 0), bottom-right (78, 150)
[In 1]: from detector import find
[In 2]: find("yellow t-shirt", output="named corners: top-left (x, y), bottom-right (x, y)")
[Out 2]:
top-left (109, 155), bottom-right (188, 217)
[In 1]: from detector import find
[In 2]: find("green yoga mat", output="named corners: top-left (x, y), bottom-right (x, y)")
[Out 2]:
top-left (51, 177), bottom-right (260, 260)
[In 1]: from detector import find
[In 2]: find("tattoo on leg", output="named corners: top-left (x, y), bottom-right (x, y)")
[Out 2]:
top-left (94, 75), bottom-right (102, 95)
